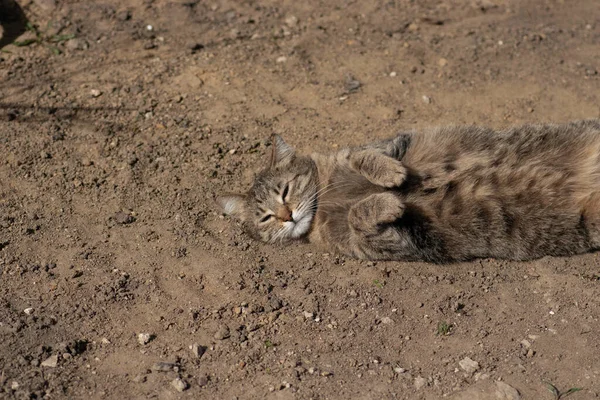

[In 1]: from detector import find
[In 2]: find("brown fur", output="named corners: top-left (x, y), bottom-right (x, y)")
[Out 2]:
top-left (219, 120), bottom-right (600, 262)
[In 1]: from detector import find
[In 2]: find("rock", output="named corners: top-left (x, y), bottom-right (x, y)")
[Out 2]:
top-left (23, 308), bottom-right (34, 315)
top-left (11, 381), bottom-right (19, 390)
top-left (459, 357), bottom-right (480, 374)
top-left (115, 212), bottom-right (135, 225)
top-left (276, 56), bottom-right (287, 63)
top-left (41, 354), bottom-right (58, 368)
top-left (137, 333), bottom-right (152, 345)
top-left (344, 74), bottom-right (361, 93)
top-left (190, 343), bottom-right (206, 358)
top-left (414, 376), bottom-right (427, 389)
top-left (303, 311), bottom-right (314, 319)
top-left (214, 325), bottom-right (230, 340)
top-left (116, 10), bottom-right (131, 21)
top-left (448, 380), bottom-right (520, 400)
top-left (90, 89), bottom-right (102, 98)
top-left (380, 317), bottom-right (393, 324)
top-left (422, 95), bottom-right (432, 104)
top-left (197, 374), bottom-right (209, 387)
top-left (266, 297), bottom-right (283, 312)
top-left (495, 382), bottom-right (521, 400)
top-left (133, 374), bottom-right (147, 383)
top-left (34, 0), bottom-right (56, 11)
top-left (285, 15), bottom-right (298, 27)
top-left (188, 42), bottom-right (204, 52)
top-left (151, 362), bottom-right (177, 372)
top-left (438, 58), bottom-right (448, 67)
top-left (171, 377), bottom-right (189, 392)
top-left (393, 366), bottom-right (406, 374)
top-left (65, 38), bottom-right (88, 51)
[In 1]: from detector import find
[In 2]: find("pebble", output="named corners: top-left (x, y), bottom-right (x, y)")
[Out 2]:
top-left (414, 376), bottom-right (427, 389)
top-left (11, 381), bottom-right (19, 390)
top-left (90, 89), bottom-right (102, 98)
top-left (495, 381), bottom-right (521, 400)
top-left (41, 354), bottom-right (58, 368)
top-left (380, 317), bottom-right (393, 324)
top-left (137, 333), bottom-right (152, 345)
top-left (152, 362), bottom-right (177, 372)
top-left (459, 357), bottom-right (480, 374)
top-left (422, 95), bottom-right (432, 104)
top-left (197, 374), bottom-right (209, 387)
top-left (438, 58), bottom-right (448, 67)
top-left (214, 325), bottom-right (230, 340)
top-left (190, 343), bottom-right (206, 358)
top-left (65, 38), bottom-right (88, 51)
top-left (344, 75), bottom-right (361, 93)
top-left (303, 311), bottom-right (314, 319)
top-left (133, 374), bottom-right (147, 383)
top-left (389, 71), bottom-right (397, 77)
top-left (276, 56), bottom-right (287, 63)
top-left (24, 308), bottom-right (34, 315)
top-left (115, 212), bottom-right (135, 225)
top-left (394, 367), bottom-right (406, 374)
top-left (285, 15), bottom-right (298, 27)
top-left (171, 378), bottom-right (189, 392)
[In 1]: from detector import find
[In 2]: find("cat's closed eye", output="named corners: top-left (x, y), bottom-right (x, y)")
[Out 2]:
top-left (259, 215), bottom-right (273, 223)
top-left (281, 184), bottom-right (290, 201)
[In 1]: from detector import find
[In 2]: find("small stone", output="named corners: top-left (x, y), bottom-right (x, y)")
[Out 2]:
top-left (137, 333), bottom-right (152, 345)
top-left (520, 339), bottom-right (531, 348)
top-left (303, 311), bottom-right (314, 319)
top-left (438, 58), bottom-right (448, 67)
top-left (11, 381), bottom-right (19, 390)
top-left (116, 10), bottom-right (131, 21)
top-left (408, 23), bottom-right (419, 31)
top-left (115, 212), bottom-right (135, 225)
top-left (101, 338), bottom-right (111, 345)
top-left (414, 376), bottom-right (427, 389)
top-left (285, 15), bottom-right (298, 27)
top-left (214, 325), bottom-right (230, 340)
top-left (344, 75), bottom-right (361, 93)
top-left (381, 317), bottom-right (393, 324)
top-left (90, 89), bottom-right (102, 98)
top-left (526, 349), bottom-right (535, 358)
top-left (276, 56), bottom-right (287, 63)
top-left (197, 374), bottom-right (209, 387)
top-left (527, 107), bottom-right (534, 113)
top-left (188, 42), bottom-right (204, 52)
top-left (41, 354), bottom-right (58, 368)
top-left (389, 71), bottom-right (397, 77)
top-left (459, 357), bottom-right (480, 374)
top-left (171, 378), bottom-right (189, 392)
top-left (495, 381), bottom-right (521, 400)
top-left (133, 374), bottom-right (147, 383)
top-left (394, 367), bottom-right (406, 374)
top-left (266, 297), bottom-right (283, 312)
top-left (190, 343), bottom-right (206, 358)
top-left (65, 38), bottom-right (88, 51)
top-left (152, 362), bottom-right (177, 372)
top-left (24, 308), bottom-right (34, 315)
top-left (422, 95), bottom-right (431, 104)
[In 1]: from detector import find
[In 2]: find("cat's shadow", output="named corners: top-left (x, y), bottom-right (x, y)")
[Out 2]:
top-left (0, 0), bottom-right (28, 50)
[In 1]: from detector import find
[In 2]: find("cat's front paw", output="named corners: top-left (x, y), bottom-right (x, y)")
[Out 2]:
top-left (349, 192), bottom-right (405, 233)
top-left (373, 159), bottom-right (407, 188)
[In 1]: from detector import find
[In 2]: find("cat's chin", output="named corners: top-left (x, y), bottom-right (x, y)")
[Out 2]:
top-left (288, 214), bottom-right (313, 239)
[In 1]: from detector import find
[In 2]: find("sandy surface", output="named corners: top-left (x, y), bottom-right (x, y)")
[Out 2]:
top-left (1, 0), bottom-right (599, 399)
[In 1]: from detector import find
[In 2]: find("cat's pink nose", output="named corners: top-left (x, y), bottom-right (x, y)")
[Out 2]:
top-left (277, 206), bottom-right (293, 222)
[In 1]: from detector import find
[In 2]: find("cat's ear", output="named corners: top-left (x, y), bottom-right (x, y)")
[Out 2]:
top-left (270, 134), bottom-right (295, 167)
top-left (217, 194), bottom-right (247, 219)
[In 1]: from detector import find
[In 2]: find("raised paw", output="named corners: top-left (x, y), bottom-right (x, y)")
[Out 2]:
top-left (349, 192), bottom-right (405, 233)
top-left (372, 158), bottom-right (407, 188)
top-left (350, 150), bottom-right (407, 188)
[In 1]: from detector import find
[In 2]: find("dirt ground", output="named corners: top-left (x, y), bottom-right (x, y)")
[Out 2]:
top-left (1, 0), bottom-right (599, 399)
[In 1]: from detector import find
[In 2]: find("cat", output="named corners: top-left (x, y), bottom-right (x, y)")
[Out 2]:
top-left (218, 120), bottom-right (600, 263)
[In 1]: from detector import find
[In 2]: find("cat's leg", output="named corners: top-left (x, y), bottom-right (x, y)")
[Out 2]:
top-left (348, 192), bottom-right (405, 234)
top-left (582, 192), bottom-right (600, 248)
top-left (348, 149), bottom-right (407, 188)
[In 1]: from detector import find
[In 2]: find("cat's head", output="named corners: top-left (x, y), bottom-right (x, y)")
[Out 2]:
top-left (217, 135), bottom-right (319, 243)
